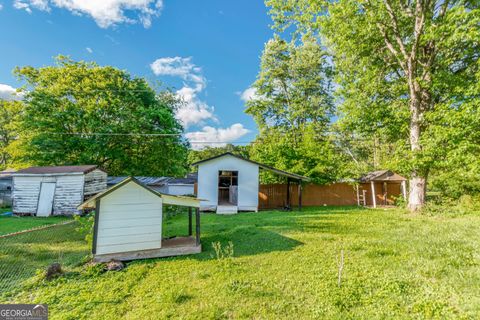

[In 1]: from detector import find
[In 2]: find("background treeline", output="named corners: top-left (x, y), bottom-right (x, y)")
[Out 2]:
top-left (2, 0), bottom-right (480, 212)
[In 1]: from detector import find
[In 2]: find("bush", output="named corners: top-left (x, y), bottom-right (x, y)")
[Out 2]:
top-left (74, 212), bottom-right (95, 246)
top-left (422, 195), bottom-right (480, 217)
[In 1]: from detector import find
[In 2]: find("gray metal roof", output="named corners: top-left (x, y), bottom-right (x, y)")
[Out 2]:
top-left (107, 176), bottom-right (171, 186)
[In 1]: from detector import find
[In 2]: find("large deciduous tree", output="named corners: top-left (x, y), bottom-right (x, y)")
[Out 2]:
top-left (0, 100), bottom-right (21, 169)
top-left (267, 0), bottom-right (480, 210)
top-left (10, 56), bottom-right (189, 176)
top-left (246, 35), bottom-right (345, 183)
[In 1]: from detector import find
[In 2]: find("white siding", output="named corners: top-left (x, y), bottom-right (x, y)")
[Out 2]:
top-left (13, 174), bottom-right (87, 215)
top-left (197, 154), bottom-right (259, 211)
top-left (96, 181), bottom-right (163, 255)
top-left (12, 176), bottom-right (43, 214)
top-left (84, 169), bottom-right (107, 196)
top-left (166, 184), bottom-right (195, 196)
top-left (53, 175), bottom-right (84, 215)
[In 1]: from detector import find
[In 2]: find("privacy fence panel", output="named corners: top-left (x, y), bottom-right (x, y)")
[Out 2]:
top-left (259, 182), bottom-right (403, 209)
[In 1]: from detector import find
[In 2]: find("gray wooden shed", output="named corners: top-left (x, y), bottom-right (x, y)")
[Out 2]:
top-left (12, 165), bottom-right (107, 216)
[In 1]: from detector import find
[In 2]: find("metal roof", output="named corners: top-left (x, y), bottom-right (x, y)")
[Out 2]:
top-left (78, 177), bottom-right (201, 210)
top-left (359, 170), bottom-right (407, 182)
top-left (107, 176), bottom-right (170, 186)
top-left (191, 153), bottom-right (310, 181)
top-left (15, 165), bottom-right (101, 175)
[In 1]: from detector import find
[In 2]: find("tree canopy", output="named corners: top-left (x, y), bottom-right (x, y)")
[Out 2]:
top-left (246, 34), bottom-right (346, 183)
top-left (265, 0), bottom-right (480, 209)
top-left (9, 56), bottom-right (188, 176)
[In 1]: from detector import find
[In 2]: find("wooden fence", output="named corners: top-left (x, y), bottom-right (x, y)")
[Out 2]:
top-left (259, 182), bottom-right (403, 209)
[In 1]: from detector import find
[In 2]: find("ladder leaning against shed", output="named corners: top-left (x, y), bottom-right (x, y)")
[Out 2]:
top-left (356, 185), bottom-right (367, 206)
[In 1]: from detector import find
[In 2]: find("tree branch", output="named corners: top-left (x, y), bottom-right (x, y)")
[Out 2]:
top-left (383, 0), bottom-right (409, 60)
top-left (377, 23), bottom-right (408, 72)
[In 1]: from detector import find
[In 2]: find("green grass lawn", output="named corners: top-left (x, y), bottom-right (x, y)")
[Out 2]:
top-left (0, 211), bottom-right (71, 236)
top-left (2, 207), bottom-right (480, 319)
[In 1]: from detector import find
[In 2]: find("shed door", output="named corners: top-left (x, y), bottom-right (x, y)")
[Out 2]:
top-left (36, 182), bottom-right (56, 217)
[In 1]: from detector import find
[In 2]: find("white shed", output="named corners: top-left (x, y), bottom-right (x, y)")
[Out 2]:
top-left (78, 177), bottom-right (202, 262)
top-left (12, 165), bottom-right (107, 216)
top-left (192, 153), bottom-right (309, 214)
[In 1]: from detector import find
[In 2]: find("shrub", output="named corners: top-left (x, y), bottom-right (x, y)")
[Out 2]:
top-left (74, 212), bottom-right (95, 246)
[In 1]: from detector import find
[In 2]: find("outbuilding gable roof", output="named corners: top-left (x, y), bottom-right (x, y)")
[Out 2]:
top-left (15, 165), bottom-right (101, 175)
top-left (191, 152), bottom-right (309, 181)
top-left (359, 170), bottom-right (407, 182)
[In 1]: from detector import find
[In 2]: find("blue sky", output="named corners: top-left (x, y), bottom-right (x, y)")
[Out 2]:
top-left (0, 0), bottom-right (273, 148)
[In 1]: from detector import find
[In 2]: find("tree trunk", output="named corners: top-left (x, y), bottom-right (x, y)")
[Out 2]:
top-left (408, 175), bottom-right (426, 211)
top-left (407, 86), bottom-right (427, 211)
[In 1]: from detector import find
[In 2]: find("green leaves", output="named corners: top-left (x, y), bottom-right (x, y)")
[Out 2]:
top-left (9, 56), bottom-right (188, 176)
top-left (265, 0), bottom-right (480, 201)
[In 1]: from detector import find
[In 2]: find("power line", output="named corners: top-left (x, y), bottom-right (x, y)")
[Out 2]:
top-left (47, 132), bottom-right (182, 137)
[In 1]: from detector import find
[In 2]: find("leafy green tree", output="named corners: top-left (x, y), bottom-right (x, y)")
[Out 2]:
top-left (0, 100), bottom-right (22, 169)
top-left (267, 0), bottom-right (480, 210)
top-left (10, 56), bottom-right (188, 176)
top-left (246, 35), bottom-right (344, 183)
top-left (188, 144), bottom-right (250, 167)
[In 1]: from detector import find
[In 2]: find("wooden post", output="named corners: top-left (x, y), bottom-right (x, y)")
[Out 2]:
top-left (356, 185), bottom-right (360, 206)
top-left (384, 182), bottom-right (388, 205)
top-left (188, 207), bottom-right (192, 236)
top-left (298, 182), bottom-right (302, 211)
top-left (195, 208), bottom-right (200, 246)
top-left (286, 178), bottom-right (291, 210)
top-left (401, 181), bottom-right (407, 201)
top-left (370, 181), bottom-right (377, 208)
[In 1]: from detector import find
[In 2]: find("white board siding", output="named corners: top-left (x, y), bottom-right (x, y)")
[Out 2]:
top-left (12, 177), bottom-right (42, 214)
top-left (166, 184), bottom-right (195, 196)
top-left (52, 175), bottom-right (84, 215)
top-left (12, 170), bottom-right (106, 216)
top-left (197, 154), bottom-right (259, 212)
top-left (96, 181), bottom-right (163, 255)
top-left (84, 169), bottom-right (107, 196)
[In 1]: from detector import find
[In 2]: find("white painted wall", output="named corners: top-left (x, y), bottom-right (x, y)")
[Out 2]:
top-left (53, 175), bottom-right (84, 215)
top-left (96, 181), bottom-right (163, 255)
top-left (84, 169), bottom-right (107, 196)
top-left (197, 154), bottom-right (259, 211)
top-left (13, 176), bottom-right (43, 214)
top-left (166, 184), bottom-right (195, 196)
top-left (150, 184), bottom-right (194, 196)
top-left (13, 174), bottom-right (84, 215)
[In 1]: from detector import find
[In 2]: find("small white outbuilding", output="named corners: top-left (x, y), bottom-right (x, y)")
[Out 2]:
top-left (78, 177), bottom-right (202, 262)
top-left (192, 153), bottom-right (309, 214)
top-left (12, 165), bottom-right (107, 216)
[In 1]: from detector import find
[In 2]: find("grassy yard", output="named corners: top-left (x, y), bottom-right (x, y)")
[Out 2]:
top-left (1, 207), bottom-right (480, 319)
top-left (0, 212), bottom-right (71, 236)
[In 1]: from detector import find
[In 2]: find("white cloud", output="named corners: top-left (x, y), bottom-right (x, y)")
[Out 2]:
top-left (0, 4), bottom-right (3, 10)
top-left (185, 124), bottom-right (250, 150)
top-left (86, 47), bottom-right (93, 53)
top-left (239, 87), bottom-right (258, 102)
top-left (151, 56), bottom-right (214, 127)
top-left (0, 84), bottom-right (24, 101)
top-left (14, 0), bottom-right (49, 13)
top-left (13, 0), bottom-right (164, 28)
top-left (150, 57), bottom-right (205, 88)
top-left (175, 86), bottom-right (216, 128)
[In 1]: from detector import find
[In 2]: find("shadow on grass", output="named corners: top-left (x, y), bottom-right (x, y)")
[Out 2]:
top-left (149, 206), bottom-right (367, 264)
